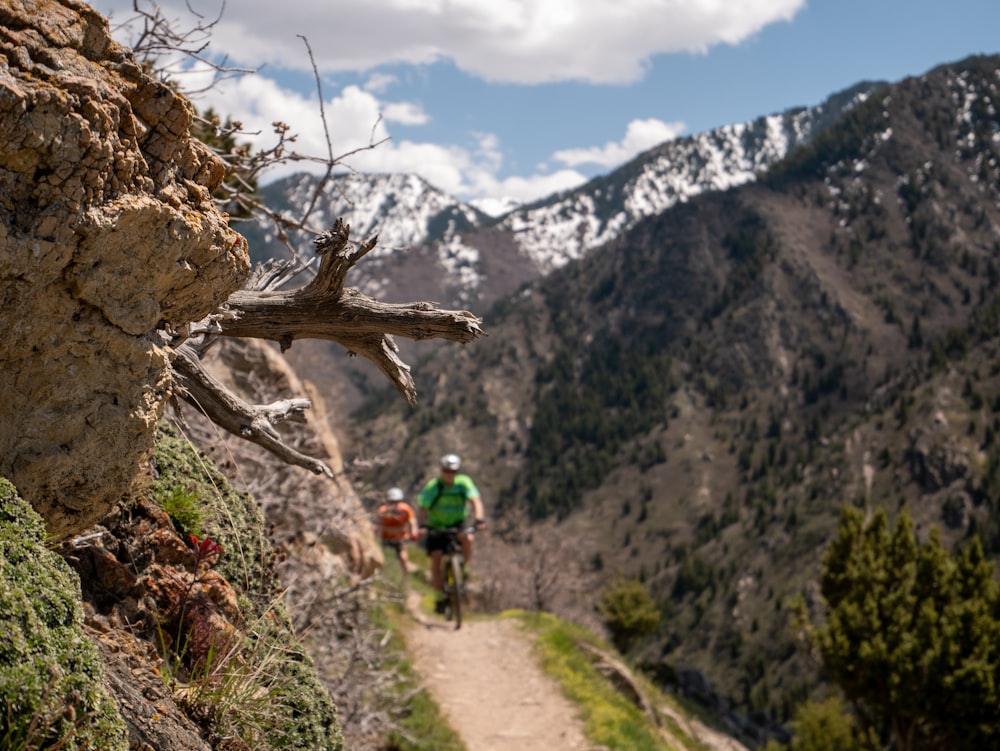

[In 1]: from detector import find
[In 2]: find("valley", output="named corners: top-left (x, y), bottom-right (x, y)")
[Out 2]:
top-left (250, 52), bottom-right (1000, 743)
top-left (3, 5), bottom-right (999, 745)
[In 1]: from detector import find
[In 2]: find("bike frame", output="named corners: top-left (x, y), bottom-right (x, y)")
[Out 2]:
top-left (438, 526), bottom-right (473, 630)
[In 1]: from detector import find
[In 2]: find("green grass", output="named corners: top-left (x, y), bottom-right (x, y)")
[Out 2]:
top-left (509, 610), bottom-right (709, 751)
top-left (154, 484), bottom-right (209, 538)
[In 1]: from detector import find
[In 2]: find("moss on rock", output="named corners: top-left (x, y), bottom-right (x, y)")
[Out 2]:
top-left (151, 425), bottom-right (343, 750)
top-left (151, 423), bottom-right (279, 606)
top-left (0, 478), bottom-right (128, 751)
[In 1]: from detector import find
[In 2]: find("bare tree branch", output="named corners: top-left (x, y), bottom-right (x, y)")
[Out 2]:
top-left (216, 220), bottom-right (484, 403)
top-left (166, 218), bottom-right (483, 472)
top-left (171, 343), bottom-right (336, 477)
top-left (114, 3), bottom-right (484, 470)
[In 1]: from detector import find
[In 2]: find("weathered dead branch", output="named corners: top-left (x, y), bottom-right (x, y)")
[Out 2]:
top-left (171, 218), bottom-right (483, 474)
top-left (171, 344), bottom-right (335, 477)
top-left (217, 220), bottom-right (484, 404)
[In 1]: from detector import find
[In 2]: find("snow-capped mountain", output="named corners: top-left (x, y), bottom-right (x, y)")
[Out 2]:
top-left (240, 80), bottom-right (882, 308)
top-left (242, 171), bottom-right (492, 265)
top-left (499, 81), bottom-right (878, 272)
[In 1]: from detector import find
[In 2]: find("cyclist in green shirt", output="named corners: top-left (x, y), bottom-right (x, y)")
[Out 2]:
top-left (417, 453), bottom-right (486, 612)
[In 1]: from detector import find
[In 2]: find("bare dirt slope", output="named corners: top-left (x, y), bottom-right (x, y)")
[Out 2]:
top-left (404, 593), bottom-right (594, 751)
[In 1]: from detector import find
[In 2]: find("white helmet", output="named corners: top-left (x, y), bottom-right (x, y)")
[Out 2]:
top-left (440, 453), bottom-right (461, 471)
top-left (387, 487), bottom-right (404, 502)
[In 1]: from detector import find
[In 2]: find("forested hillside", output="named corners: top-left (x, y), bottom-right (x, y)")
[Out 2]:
top-left (352, 53), bottom-right (1000, 739)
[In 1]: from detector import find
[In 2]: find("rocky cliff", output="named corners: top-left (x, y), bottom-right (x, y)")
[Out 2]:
top-left (0, 0), bottom-right (247, 540)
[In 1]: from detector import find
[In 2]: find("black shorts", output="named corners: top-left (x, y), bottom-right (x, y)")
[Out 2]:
top-left (383, 540), bottom-right (403, 553)
top-left (424, 524), bottom-right (465, 555)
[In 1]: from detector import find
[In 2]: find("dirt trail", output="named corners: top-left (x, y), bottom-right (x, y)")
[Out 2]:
top-left (403, 592), bottom-right (594, 751)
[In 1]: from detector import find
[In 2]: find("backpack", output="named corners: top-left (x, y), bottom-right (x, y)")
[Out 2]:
top-left (428, 476), bottom-right (468, 509)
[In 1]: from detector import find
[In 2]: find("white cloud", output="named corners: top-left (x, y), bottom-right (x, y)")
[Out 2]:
top-left (137, 62), bottom-right (658, 206)
top-left (491, 170), bottom-right (589, 202)
top-left (553, 118), bottom-right (686, 168)
top-left (96, 0), bottom-right (804, 85)
top-left (382, 101), bottom-right (430, 125)
top-left (363, 72), bottom-right (397, 93)
top-left (187, 68), bottom-right (586, 203)
top-left (472, 132), bottom-right (503, 172)
top-left (91, 1), bottom-right (785, 205)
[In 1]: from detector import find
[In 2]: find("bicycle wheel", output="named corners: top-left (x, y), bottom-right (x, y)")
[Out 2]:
top-left (446, 553), bottom-right (462, 629)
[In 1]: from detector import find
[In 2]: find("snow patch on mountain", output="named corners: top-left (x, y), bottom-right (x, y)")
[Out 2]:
top-left (437, 235), bottom-right (483, 301)
top-left (266, 172), bottom-right (488, 256)
top-left (501, 111), bottom-right (819, 272)
top-left (470, 195), bottom-right (522, 217)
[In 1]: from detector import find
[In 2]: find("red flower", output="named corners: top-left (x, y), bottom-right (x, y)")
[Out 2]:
top-left (188, 534), bottom-right (223, 566)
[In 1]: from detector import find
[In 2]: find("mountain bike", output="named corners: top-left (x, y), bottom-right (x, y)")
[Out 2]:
top-left (439, 526), bottom-right (471, 630)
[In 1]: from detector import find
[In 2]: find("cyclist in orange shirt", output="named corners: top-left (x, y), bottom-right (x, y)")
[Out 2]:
top-left (377, 487), bottom-right (418, 575)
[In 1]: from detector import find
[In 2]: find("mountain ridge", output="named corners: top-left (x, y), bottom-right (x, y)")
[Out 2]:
top-left (239, 78), bottom-right (885, 413)
top-left (240, 79), bottom-right (883, 301)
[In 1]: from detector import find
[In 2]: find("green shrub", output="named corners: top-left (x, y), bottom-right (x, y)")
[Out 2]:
top-left (763, 696), bottom-right (873, 751)
top-left (597, 578), bottom-right (662, 653)
top-left (805, 505), bottom-right (1000, 750)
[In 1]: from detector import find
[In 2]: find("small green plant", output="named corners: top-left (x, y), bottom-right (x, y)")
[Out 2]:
top-left (155, 485), bottom-right (209, 538)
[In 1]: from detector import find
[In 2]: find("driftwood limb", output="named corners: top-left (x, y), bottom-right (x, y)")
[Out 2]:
top-left (169, 217), bottom-right (483, 476)
top-left (219, 219), bottom-right (484, 403)
top-left (171, 343), bottom-right (334, 477)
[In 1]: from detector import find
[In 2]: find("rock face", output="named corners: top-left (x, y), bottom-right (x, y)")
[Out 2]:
top-left (189, 337), bottom-right (383, 580)
top-left (0, 0), bottom-right (249, 539)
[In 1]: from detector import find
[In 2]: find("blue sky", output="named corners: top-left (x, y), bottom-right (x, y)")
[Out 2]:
top-left (94, 0), bottom-right (1000, 212)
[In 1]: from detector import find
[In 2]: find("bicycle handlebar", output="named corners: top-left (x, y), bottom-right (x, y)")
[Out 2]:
top-left (419, 522), bottom-right (483, 538)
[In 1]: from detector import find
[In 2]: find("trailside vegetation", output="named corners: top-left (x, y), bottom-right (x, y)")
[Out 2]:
top-left (791, 505), bottom-right (1000, 751)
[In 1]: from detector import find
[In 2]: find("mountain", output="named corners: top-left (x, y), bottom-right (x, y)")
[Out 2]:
top-left (492, 79), bottom-right (880, 274)
top-left (243, 82), bottom-right (880, 304)
top-left (348, 53), bottom-right (1000, 741)
top-left (239, 80), bottom-right (883, 412)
